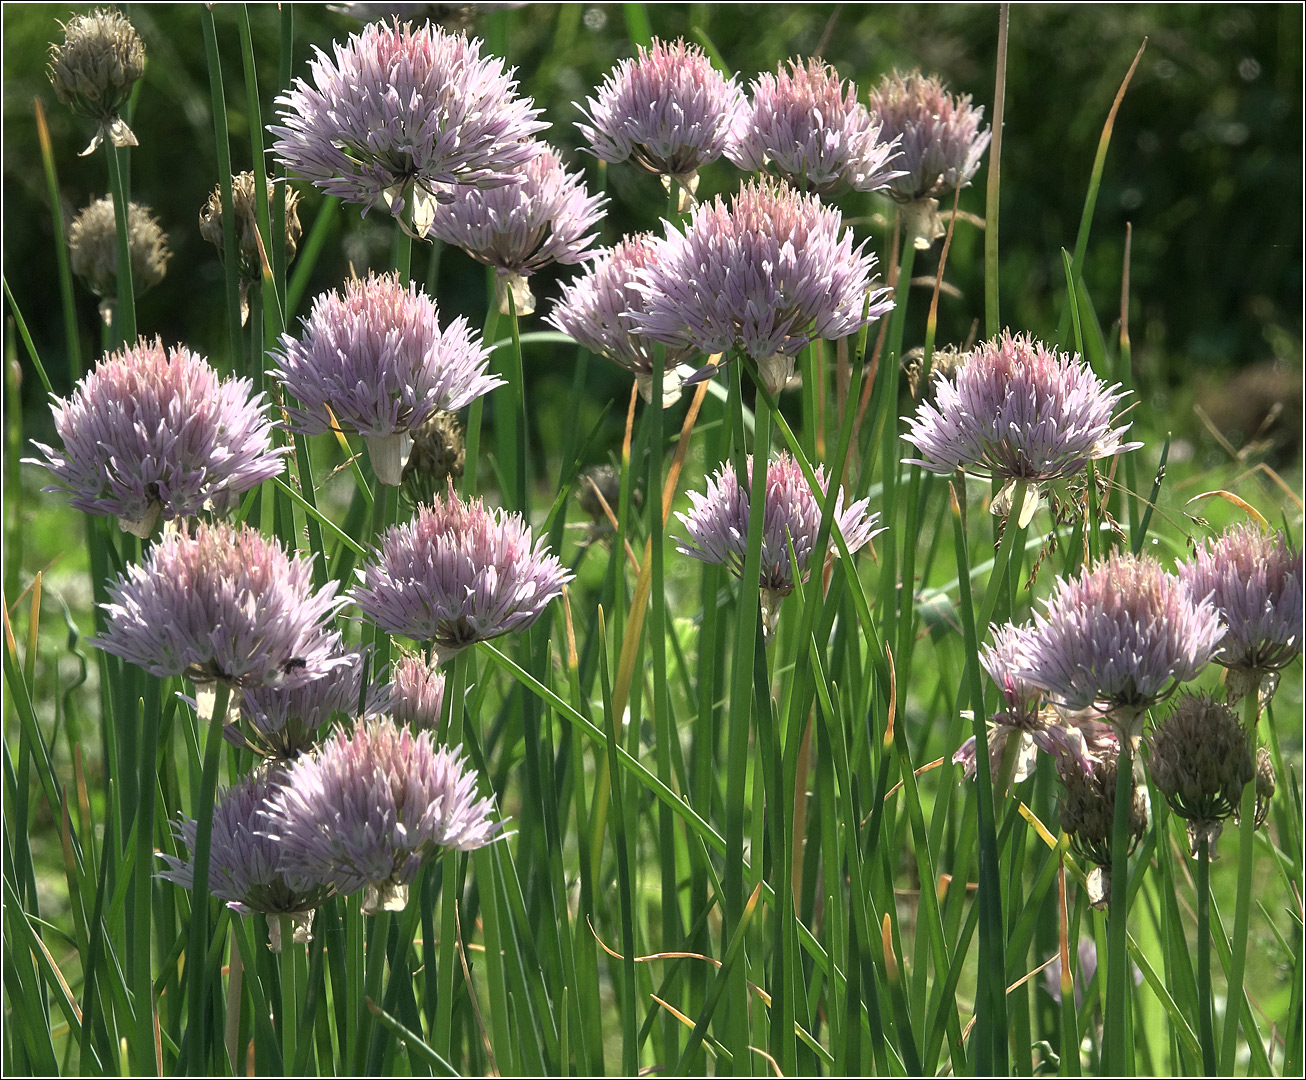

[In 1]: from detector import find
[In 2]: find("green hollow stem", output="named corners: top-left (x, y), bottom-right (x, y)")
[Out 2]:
top-left (985, 3), bottom-right (1010, 339)
top-left (464, 271), bottom-right (501, 497)
top-left (1195, 834), bottom-right (1216, 1075)
top-left (1105, 734), bottom-right (1135, 1075)
top-left (354, 909), bottom-right (392, 1075)
top-left (186, 681), bottom-right (232, 1074)
top-left (105, 141), bottom-right (136, 350)
top-left (200, 6), bottom-right (242, 371)
top-left (131, 685), bottom-right (161, 1075)
top-left (434, 649), bottom-right (471, 1054)
top-left (279, 917), bottom-right (301, 1078)
top-left (1219, 692), bottom-right (1262, 1072)
top-left (506, 291), bottom-right (530, 516)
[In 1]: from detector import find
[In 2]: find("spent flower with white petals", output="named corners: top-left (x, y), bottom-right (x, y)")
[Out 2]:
top-left (271, 20), bottom-right (546, 232)
top-left (576, 37), bottom-right (744, 193)
top-left (270, 272), bottom-right (500, 484)
top-left (1016, 551), bottom-right (1224, 736)
top-left (631, 178), bottom-right (890, 396)
top-left (678, 451), bottom-right (881, 638)
top-left (425, 141), bottom-right (606, 315)
top-left (1179, 522), bottom-right (1303, 706)
top-left (262, 718), bottom-right (503, 912)
top-left (902, 332), bottom-right (1142, 525)
top-left (158, 767), bottom-right (330, 951)
top-left (353, 486), bottom-right (572, 663)
top-left (27, 338), bottom-right (284, 537)
top-left (91, 520), bottom-right (347, 689)
top-left (727, 57), bottom-right (903, 196)
top-left (548, 234), bottom-right (696, 405)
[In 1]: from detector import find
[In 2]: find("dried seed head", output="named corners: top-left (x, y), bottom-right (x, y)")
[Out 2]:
top-left (401, 410), bottom-right (466, 509)
top-left (68, 196), bottom-right (170, 299)
top-left (199, 172), bottom-right (303, 284)
top-left (1057, 752), bottom-right (1148, 873)
top-left (48, 8), bottom-right (145, 153)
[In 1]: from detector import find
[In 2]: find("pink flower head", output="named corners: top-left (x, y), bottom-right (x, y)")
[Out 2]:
top-left (383, 652), bottom-right (448, 730)
top-left (92, 520), bottom-right (348, 690)
top-left (548, 233), bottom-right (697, 405)
top-left (158, 766), bottom-right (329, 951)
top-left (270, 272), bottom-right (500, 484)
top-left (678, 451), bottom-right (881, 638)
top-left (576, 37), bottom-right (744, 188)
top-left (1180, 523), bottom-right (1303, 703)
top-left (866, 69), bottom-right (991, 203)
top-left (727, 57), bottom-right (903, 196)
top-left (901, 332), bottom-right (1142, 523)
top-left (424, 141), bottom-right (607, 315)
top-left (27, 337), bottom-right (285, 537)
top-left (353, 486), bottom-right (572, 663)
top-left (271, 20), bottom-right (546, 230)
top-left (1017, 551), bottom-right (1224, 734)
top-left (261, 717), bottom-right (503, 912)
top-left (631, 178), bottom-right (891, 396)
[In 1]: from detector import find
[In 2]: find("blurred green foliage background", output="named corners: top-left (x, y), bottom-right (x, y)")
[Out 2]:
top-left (4, 2), bottom-right (1302, 470)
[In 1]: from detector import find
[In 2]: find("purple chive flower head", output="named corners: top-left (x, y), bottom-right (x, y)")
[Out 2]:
top-left (353, 486), bottom-right (572, 663)
top-left (384, 652), bottom-right (448, 730)
top-left (270, 20), bottom-right (546, 233)
top-left (262, 718), bottom-right (503, 912)
top-left (1179, 523), bottom-right (1303, 705)
top-left (92, 519), bottom-right (347, 689)
top-left (270, 272), bottom-right (501, 484)
top-left (726, 57), bottom-right (903, 196)
top-left (424, 141), bottom-right (606, 315)
top-left (678, 451), bottom-right (881, 638)
top-left (27, 337), bottom-right (285, 538)
top-left (1017, 551), bottom-right (1224, 736)
top-left (231, 649), bottom-right (368, 759)
top-left (955, 623), bottom-right (1119, 785)
top-left (866, 69), bottom-right (991, 205)
top-left (576, 37), bottom-right (744, 191)
top-left (548, 234), bottom-right (697, 405)
top-left (158, 767), bottom-right (330, 951)
top-left (632, 178), bottom-right (891, 396)
top-left (902, 332), bottom-right (1142, 524)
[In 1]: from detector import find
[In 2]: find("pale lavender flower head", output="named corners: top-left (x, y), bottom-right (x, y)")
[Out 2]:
top-left (261, 717), bottom-right (503, 912)
top-left (955, 623), bottom-right (1120, 786)
top-left (547, 234), bottom-right (697, 406)
top-left (726, 57), bottom-right (903, 196)
top-left (270, 20), bottom-right (546, 232)
top-left (424, 141), bottom-right (606, 315)
top-left (353, 486), bottom-right (572, 663)
top-left (1017, 552), bottom-right (1224, 736)
top-left (1179, 523), bottom-right (1303, 705)
top-left (575, 37), bottom-right (744, 190)
top-left (231, 649), bottom-right (369, 759)
top-left (27, 338), bottom-right (285, 538)
top-left (158, 766), bottom-right (330, 951)
top-left (383, 652), bottom-right (448, 730)
top-left (678, 451), bottom-right (881, 638)
top-left (631, 178), bottom-right (891, 396)
top-left (902, 332), bottom-right (1142, 524)
top-left (866, 69), bottom-right (991, 205)
top-left (270, 272), bottom-right (501, 484)
top-left (92, 520), bottom-right (347, 689)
